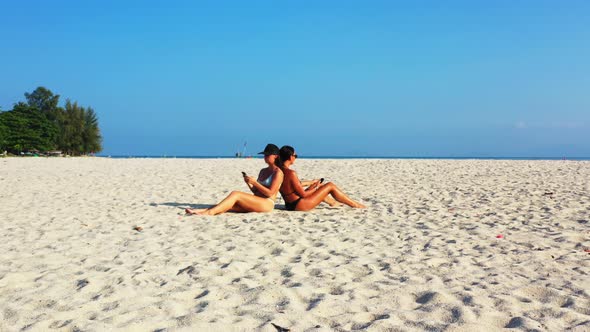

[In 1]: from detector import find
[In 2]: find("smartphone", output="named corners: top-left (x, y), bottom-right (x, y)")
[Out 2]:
top-left (242, 171), bottom-right (247, 177)
top-left (320, 178), bottom-right (324, 183)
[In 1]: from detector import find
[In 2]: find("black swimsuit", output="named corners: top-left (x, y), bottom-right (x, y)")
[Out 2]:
top-left (284, 198), bottom-right (301, 211)
top-left (282, 169), bottom-right (302, 211)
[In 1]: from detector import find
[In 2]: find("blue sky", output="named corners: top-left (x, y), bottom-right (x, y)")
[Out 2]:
top-left (1, 1), bottom-right (589, 157)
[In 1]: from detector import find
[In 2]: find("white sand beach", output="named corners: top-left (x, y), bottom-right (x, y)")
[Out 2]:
top-left (1, 157), bottom-right (589, 331)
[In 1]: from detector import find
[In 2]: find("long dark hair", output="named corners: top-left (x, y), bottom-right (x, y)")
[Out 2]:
top-left (277, 145), bottom-right (295, 167)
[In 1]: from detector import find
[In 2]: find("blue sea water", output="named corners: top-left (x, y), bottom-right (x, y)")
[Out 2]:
top-left (103, 155), bottom-right (590, 161)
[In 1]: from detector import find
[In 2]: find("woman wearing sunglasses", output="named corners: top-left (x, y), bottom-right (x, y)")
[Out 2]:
top-left (185, 144), bottom-right (284, 215)
top-left (278, 145), bottom-right (366, 211)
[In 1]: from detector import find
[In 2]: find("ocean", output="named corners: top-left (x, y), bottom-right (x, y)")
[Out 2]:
top-left (103, 155), bottom-right (590, 161)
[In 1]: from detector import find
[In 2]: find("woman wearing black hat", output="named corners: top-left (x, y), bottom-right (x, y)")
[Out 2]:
top-left (185, 144), bottom-right (284, 215)
top-left (278, 145), bottom-right (366, 211)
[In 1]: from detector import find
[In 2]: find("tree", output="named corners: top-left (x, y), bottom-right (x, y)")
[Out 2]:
top-left (24, 87), bottom-right (63, 148)
top-left (56, 100), bottom-right (103, 155)
top-left (0, 106), bottom-right (6, 151)
top-left (25, 87), bottom-right (60, 118)
top-left (2, 87), bottom-right (103, 156)
top-left (0, 103), bottom-right (58, 154)
top-left (0, 120), bottom-right (7, 152)
top-left (82, 107), bottom-right (102, 153)
top-left (60, 100), bottom-right (85, 155)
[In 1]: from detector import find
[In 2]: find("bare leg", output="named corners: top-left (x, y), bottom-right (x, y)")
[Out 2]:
top-left (228, 205), bottom-right (249, 213)
top-left (323, 195), bottom-right (341, 207)
top-left (192, 191), bottom-right (274, 215)
top-left (296, 182), bottom-right (365, 211)
top-left (187, 205), bottom-right (248, 215)
top-left (305, 185), bottom-right (341, 207)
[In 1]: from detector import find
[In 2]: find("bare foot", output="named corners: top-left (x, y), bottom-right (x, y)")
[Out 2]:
top-left (195, 209), bottom-right (214, 215)
top-left (352, 202), bottom-right (367, 208)
top-left (328, 201), bottom-right (343, 208)
top-left (324, 193), bottom-right (362, 208)
top-left (324, 196), bottom-right (342, 208)
top-left (185, 208), bottom-right (208, 215)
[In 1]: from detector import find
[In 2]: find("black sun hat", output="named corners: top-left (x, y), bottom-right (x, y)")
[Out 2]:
top-left (258, 144), bottom-right (280, 155)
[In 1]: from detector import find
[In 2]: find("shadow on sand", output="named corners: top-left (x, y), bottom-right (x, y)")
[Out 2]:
top-left (150, 201), bottom-right (289, 212)
top-left (150, 202), bottom-right (214, 210)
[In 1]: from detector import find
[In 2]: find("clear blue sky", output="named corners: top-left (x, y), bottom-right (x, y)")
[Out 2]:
top-left (1, 1), bottom-right (589, 157)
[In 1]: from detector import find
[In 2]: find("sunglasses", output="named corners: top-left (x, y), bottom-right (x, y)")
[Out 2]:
top-left (293, 154), bottom-right (298, 159)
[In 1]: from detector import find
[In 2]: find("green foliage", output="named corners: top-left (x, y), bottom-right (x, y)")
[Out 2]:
top-left (60, 100), bottom-right (84, 155)
top-left (0, 119), bottom-right (8, 152)
top-left (0, 107), bottom-right (5, 151)
top-left (0, 87), bottom-right (103, 155)
top-left (25, 86), bottom-right (60, 120)
top-left (83, 107), bottom-right (102, 153)
top-left (55, 99), bottom-right (103, 155)
top-left (0, 103), bottom-right (58, 153)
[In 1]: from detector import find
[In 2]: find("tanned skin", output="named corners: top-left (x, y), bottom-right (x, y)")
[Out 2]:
top-left (186, 154), bottom-right (284, 216)
top-left (280, 152), bottom-right (366, 211)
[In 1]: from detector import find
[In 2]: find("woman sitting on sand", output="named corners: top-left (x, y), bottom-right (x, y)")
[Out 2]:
top-left (185, 144), bottom-right (284, 216)
top-left (278, 145), bottom-right (366, 211)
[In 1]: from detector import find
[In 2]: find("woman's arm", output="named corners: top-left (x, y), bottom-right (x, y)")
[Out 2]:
top-left (287, 171), bottom-right (314, 198)
top-left (300, 180), bottom-right (318, 187)
top-left (303, 179), bottom-right (321, 192)
top-left (246, 169), bottom-right (284, 197)
top-left (244, 170), bottom-right (262, 194)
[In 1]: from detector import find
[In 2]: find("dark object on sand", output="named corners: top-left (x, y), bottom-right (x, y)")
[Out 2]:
top-left (133, 226), bottom-right (143, 232)
top-left (542, 192), bottom-right (554, 197)
top-left (177, 265), bottom-right (195, 276)
top-left (76, 279), bottom-right (89, 290)
top-left (271, 323), bottom-right (290, 332)
top-left (195, 290), bottom-right (209, 299)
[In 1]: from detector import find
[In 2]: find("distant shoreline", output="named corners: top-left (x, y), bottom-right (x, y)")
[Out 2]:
top-left (5, 154), bottom-right (588, 161)
top-left (95, 155), bottom-right (590, 161)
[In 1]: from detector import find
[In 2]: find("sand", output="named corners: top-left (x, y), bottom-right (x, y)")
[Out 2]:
top-left (0, 157), bottom-right (589, 331)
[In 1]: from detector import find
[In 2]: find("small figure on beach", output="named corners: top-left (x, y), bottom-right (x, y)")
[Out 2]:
top-left (278, 145), bottom-right (366, 211)
top-left (185, 144), bottom-right (284, 215)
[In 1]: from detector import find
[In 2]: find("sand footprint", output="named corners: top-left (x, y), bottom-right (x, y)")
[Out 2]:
top-left (49, 319), bottom-right (75, 329)
top-left (306, 294), bottom-right (325, 311)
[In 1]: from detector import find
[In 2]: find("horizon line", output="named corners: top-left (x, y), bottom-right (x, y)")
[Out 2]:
top-left (97, 155), bottom-right (590, 160)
